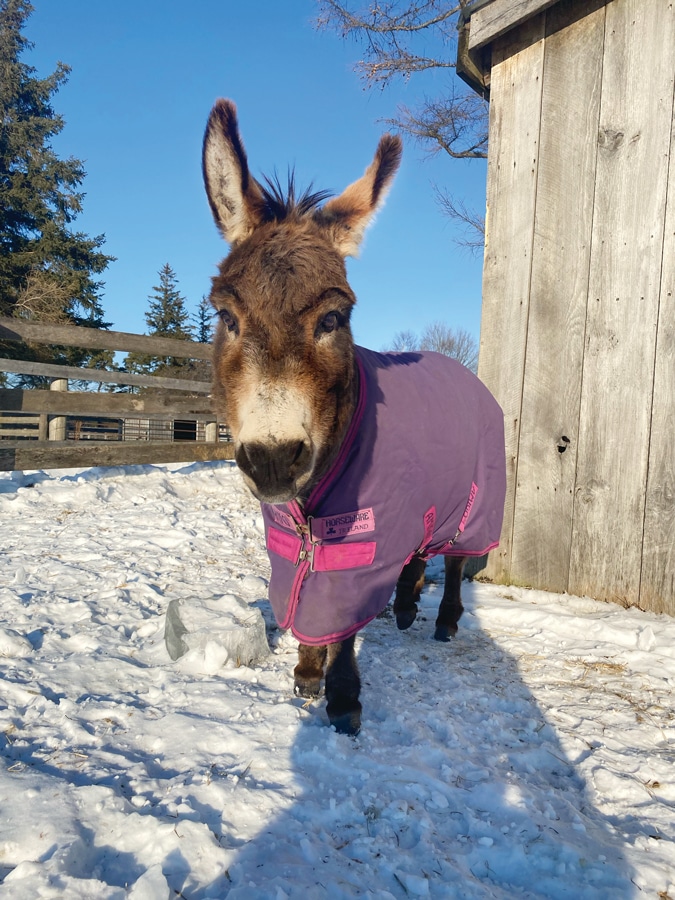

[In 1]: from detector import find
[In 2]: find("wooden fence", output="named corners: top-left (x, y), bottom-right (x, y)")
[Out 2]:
top-left (0, 317), bottom-right (235, 471)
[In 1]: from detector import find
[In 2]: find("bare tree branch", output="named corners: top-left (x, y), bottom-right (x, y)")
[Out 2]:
top-left (435, 186), bottom-right (485, 253)
top-left (387, 91), bottom-right (488, 159)
top-left (419, 322), bottom-right (478, 371)
top-left (315, 0), bottom-right (488, 161)
top-left (383, 322), bottom-right (479, 372)
top-left (316, 0), bottom-right (487, 246)
top-left (14, 270), bottom-right (74, 323)
top-left (317, 0), bottom-right (464, 39)
top-left (387, 328), bottom-right (419, 352)
top-left (355, 53), bottom-right (456, 85)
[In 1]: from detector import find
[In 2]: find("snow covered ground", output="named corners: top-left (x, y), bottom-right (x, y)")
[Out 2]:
top-left (0, 460), bottom-right (673, 899)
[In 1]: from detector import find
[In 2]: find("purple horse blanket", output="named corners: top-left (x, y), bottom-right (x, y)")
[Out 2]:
top-left (260, 346), bottom-right (506, 645)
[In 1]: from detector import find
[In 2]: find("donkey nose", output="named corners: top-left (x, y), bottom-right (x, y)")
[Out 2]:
top-left (236, 440), bottom-right (312, 501)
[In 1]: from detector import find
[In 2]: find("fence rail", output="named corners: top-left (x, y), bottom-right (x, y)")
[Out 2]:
top-left (0, 317), bottom-right (213, 359)
top-left (0, 389), bottom-right (215, 418)
top-left (0, 317), bottom-right (233, 472)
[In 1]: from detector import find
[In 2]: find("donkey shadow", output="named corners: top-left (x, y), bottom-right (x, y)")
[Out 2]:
top-left (218, 575), bottom-right (636, 899)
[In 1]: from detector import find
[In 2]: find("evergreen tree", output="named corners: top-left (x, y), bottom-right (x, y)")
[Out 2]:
top-left (124, 264), bottom-right (194, 377)
top-left (0, 0), bottom-right (114, 386)
top-left (0, 0), bottom-right (113, 326)
top-left (193, 295), bottom-right (214, 344)
top-left (145, 263), bottom-right (193, 341)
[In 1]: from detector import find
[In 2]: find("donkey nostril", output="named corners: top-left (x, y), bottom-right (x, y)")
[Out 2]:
top-left (278, 440), bottom-right (311, 478)
top-left (290, 441), bottom-right (306, 467)
top-left (236, 440), bottom-right (312, 499)
top-left (235, 444), bottom-right (258, 483)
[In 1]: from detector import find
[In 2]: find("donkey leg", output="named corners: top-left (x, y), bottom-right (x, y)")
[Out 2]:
top-left (393, 555), bottom-right (427, 630)
top-left (294, 643), bottom-right (328, 698)
top-left (325, 635), bottom-right (362, 736)
top-left (434, 556), bottom-right (466, 642)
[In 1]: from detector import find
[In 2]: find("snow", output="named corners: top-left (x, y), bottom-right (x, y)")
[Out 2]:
top-left (0, 460), bottom-right (673, 899)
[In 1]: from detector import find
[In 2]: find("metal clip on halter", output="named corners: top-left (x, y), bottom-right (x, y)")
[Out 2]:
top-left (295, 517), bottom-right (318, 569)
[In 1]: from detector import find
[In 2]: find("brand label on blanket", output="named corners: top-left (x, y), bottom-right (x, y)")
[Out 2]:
top-left (459, 482), bottom-right (478, 532)
top-left (312, 507), bottom-right (375, 540)
top-left (421, 506), bottom-right (436, 547)
top-left (268, 506), bottom-right (296, 531)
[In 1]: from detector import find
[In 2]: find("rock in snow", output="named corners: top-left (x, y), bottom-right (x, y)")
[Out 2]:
top-left (165, 593), bottom-right (269, 669)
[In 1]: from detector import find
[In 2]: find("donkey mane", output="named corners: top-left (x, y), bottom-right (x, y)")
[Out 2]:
top-left (258, 171), bottom-right (333, 223)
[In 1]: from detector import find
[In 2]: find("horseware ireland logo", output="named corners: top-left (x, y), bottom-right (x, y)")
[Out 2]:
top-left (313, 508), bottom-right (376, 540)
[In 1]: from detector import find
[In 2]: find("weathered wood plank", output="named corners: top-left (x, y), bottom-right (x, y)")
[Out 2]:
top-left (0, 388), bottom-right (216, 419)
top-left (510, 0), bottom-right (605, 591)
top-left (469, 0), bottom-right (561, 51)
top-left (0, 441), bottom-right (235, 472)
top-left (0, 358), bottom-right (211, 392)
top-left (0, 317), bottom-right (213, 360)
top-left (0, 414), bottom-right (41, 425)
top-left (569, 0), bottom-right (675, 605)
top-left (640, 62), bottom-right (675, 616)
top-left (478, 13), bottom-right (546, 583)
top-left (456, 13), bottom-right (491, 96)
top-left (0, 429), bottom-right (40, 437)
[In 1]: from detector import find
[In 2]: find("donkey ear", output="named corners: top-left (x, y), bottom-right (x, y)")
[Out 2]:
top-left (320, 134), bottom-right (402, 257)
top-left (202, 99), bottom-right (264, 244)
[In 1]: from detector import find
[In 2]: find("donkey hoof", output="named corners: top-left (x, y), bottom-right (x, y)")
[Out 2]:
top-left (396, 608), bottom-right (417, 631)
top-left (329, 712), bottom-right (361, 736)
top-left (294, 678), bottom-right (322, 699)
top-left (326, 700), bottom-right (362, 736)
top-left (434, 624), bottom-right (458, 642)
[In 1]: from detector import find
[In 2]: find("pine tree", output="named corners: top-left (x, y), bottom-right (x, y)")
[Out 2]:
top-left (193, 295), bottom-right (214, 344)
top-left (124, 264), bottom-right (194, 377)
top-left (0, 0), bottom-right (114, 386)
top-left (0, 0), bottom-right (113, 326)
top-left (145, 264), bottom-right (193, 341)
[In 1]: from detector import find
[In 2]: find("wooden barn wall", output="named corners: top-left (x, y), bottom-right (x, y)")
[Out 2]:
top-left (478, 0), bottom-right (675, 614)
top-left (639, 35), bottom-right (675, 616)
top-left (568, 0), bottom-right (675, 608)
top-left (511, 0), bottom-right (605, 592)
top-left (478, 12), bottom-right (546, 584)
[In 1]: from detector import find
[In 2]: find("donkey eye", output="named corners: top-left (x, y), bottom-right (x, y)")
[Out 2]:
top-left (217, 309), bottom-right (238, 334)
top-left (318, 311), bottom-right (340, 335)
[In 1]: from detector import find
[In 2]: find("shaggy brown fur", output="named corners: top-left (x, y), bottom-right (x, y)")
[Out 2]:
top-left (209, 218), bottom-right (359, 491)
top-left (202, 99), bottom-right (465, 735)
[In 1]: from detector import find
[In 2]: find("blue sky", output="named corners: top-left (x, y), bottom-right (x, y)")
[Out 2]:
top-left (25, 0), bottom-right (487, 351)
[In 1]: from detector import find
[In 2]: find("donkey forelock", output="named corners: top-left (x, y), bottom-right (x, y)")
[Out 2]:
top-left (203, 98), bottom-right (402, 502)
top-left (257, 172), bottom-right (333, 224)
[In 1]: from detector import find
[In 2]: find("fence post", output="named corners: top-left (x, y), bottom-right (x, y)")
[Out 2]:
top-left (48, 378), bottom-right (68, 440)
top-left (205, 421), bottom-right (218, 442)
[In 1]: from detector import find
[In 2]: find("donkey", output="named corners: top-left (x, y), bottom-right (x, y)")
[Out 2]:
top-left (202, 99), bottom-right (506, 735)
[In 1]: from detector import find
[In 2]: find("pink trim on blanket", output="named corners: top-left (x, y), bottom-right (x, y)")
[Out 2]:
top-left (312, 541), bottom-right (376, 572)
top-left (267, 527), bottom-right (303, 564)
top-left (291, 612), bottom-right (378, 647)
top-left (307, 357), bottom-right (367, 510)
top-left (441, 540), bottom-right (499, 558)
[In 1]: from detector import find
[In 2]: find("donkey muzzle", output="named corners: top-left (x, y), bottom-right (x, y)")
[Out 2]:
top-left (236, 439), bottom-right (313, 503)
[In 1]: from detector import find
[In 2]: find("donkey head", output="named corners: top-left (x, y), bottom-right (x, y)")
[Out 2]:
top-left (203, 99), bottom-right (402, 503)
